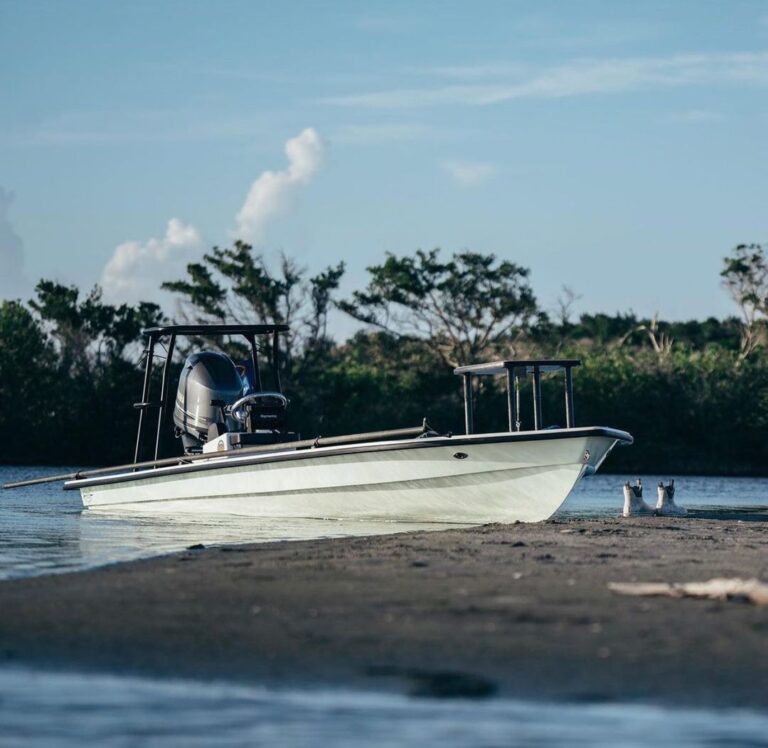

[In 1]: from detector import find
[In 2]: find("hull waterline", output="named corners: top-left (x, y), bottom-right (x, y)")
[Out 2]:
top-left (69, 428), bottom-right (630, 524)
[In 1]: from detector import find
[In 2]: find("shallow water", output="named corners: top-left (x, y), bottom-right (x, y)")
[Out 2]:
top-left (1, 667), bottom-right (767, 748)
top-left (1, 466), bottom-right (766, 580)
top-left (1, 467), bottom-right (767, 745)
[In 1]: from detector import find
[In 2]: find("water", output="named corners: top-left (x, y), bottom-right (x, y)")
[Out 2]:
top-left (1, 466), bottom-right (766, 746)
top-left (0, 667), bottom-right (767, 747)
top-left (1, 466), bottom-right (766, 581)
top-left (0, 465), bottom-right (458, 580)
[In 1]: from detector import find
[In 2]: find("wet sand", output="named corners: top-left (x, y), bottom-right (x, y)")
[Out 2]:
top-left (0, 516), bottom-right (766, 706)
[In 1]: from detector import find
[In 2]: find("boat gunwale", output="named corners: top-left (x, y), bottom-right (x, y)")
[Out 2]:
top-left (66, 427), bottom-right (632, 491)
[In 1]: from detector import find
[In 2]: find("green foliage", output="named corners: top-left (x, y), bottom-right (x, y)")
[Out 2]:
top-left (338, 248), bottom-right (537, 366)
top-left (1, 283), bottom-right (164, 465)
top-left (573, 348), bottom-right (768, 474)
top-left (721, 243), bottom-right (768, 315)
top-left (30, 280), bottom-right (163, 371)
top-left (161, 240), bottom-right (345, 372)
top-left (287, 331), bottom-right (462, 439)
top-left (4, 244), bottom-right (768, 474)
top-left (0, 301), bottom-right (57, 461)
top-left (721, 243), bottom-right (768, 358)
top-left (162, 262), bottom-right (227, 319)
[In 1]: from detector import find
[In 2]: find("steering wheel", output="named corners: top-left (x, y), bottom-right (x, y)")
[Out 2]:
top-left (229, 392), bottom-right (288, 423)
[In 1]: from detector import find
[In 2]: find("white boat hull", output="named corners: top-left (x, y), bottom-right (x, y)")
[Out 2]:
top-left (70, 428), bottom-right (630, 524)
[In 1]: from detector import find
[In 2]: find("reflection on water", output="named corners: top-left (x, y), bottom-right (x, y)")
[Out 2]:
top-left (1, 666), bottom-right (767, 748)
top-left (1, 466), bottom-right (766, 580)
top-left (0, 466), bottom-right (459, 580)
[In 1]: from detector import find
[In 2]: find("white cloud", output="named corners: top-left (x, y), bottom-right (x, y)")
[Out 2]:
top-left (324, 52), bottom-right (768, 108)
top-left (100, 128), bottom-right (326, 305)
top-left (0, 188), bottom-right (26, 298)
top-left (233, 127), bottom-right (325, 242)
top-left (101, 218), bottom-right (203, 305)
top-left (442, 160), bottom-right (497, 187)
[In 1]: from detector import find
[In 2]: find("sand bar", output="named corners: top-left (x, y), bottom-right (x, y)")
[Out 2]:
top-left (0, 515), bottom-right (766, 705)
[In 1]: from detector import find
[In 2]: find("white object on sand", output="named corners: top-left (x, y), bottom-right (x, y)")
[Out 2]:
top-left (608, 578), bottom-right (768, 606)
top-left (622, 479), bottom-right (654, 517)
top-left (656, 479), bottom-right (686, 516)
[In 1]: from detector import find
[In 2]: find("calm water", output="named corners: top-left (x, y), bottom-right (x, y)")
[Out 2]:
top-left (1, 667), bottom-right (767, 747)
top-left (1, 466), bottom-right (766, 746)
top-left (1, 465), bottom-right (766, 581)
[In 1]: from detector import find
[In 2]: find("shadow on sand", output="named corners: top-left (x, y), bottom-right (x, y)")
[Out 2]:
top-left (688, 507), bottom-right (768, 522)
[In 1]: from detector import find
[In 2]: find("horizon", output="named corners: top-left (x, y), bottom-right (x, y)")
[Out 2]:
top-left (2, 0), bottom-right (767, 325)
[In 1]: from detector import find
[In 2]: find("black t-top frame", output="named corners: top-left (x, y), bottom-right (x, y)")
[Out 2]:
top-left (453, 359), bottom-right (581, 435)
top-left (134, 324), bottom-right (289, 463)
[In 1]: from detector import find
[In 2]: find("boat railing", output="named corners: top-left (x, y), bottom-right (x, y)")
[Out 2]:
top-left (453, 359), bottom-right (581, 435)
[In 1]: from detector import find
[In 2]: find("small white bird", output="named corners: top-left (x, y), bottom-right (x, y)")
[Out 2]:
top-left (622, 478), bottom-right (655, 517)
top-left (656, 479), bottom-right (687, 516)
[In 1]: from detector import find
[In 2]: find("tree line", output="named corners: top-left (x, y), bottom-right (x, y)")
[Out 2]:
top-left (1, 242), bottom-right (767, 474)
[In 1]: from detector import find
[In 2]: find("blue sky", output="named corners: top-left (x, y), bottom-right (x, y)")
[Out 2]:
top-left (1, 0), bottom-right (767, 327)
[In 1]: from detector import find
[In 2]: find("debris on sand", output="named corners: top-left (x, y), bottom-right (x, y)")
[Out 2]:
top-left (608, 578), bottom-right (768, 605)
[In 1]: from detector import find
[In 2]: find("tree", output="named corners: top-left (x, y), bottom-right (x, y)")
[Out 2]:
top-left (23, 281), bottom-right (165, 464)
top-left (0, 301), bottom-right (57, 460)
top-left (721, 243), bottom-right (768, 359)
top-left (554, 285), bottom-right (582, 327)
top-left (338, 248), bottom-right (538, 367)
top-left (617, 313), bottom-right (674, 361)
top-left (161, 241), bottom-right (345, 372)
top-left (29, 280), bottom-right (163, 374)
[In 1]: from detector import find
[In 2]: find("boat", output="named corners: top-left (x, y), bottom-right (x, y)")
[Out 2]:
top-left (4, 324), bottom-right (632, 523)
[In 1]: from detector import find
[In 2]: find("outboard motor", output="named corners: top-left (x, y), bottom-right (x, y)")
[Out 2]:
top-left (173, 351), bottom-right (244, 453)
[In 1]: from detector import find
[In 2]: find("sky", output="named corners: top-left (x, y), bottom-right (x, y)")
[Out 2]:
top-left (1, 0), bottom-right (767, 330)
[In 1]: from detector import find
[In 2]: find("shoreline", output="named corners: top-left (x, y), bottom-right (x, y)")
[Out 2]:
top-left (0, 517), bottom-right (766, 706)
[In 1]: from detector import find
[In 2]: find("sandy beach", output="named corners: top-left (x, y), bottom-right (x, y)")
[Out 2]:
top-left (0, 515), bottom-right (766, 707)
